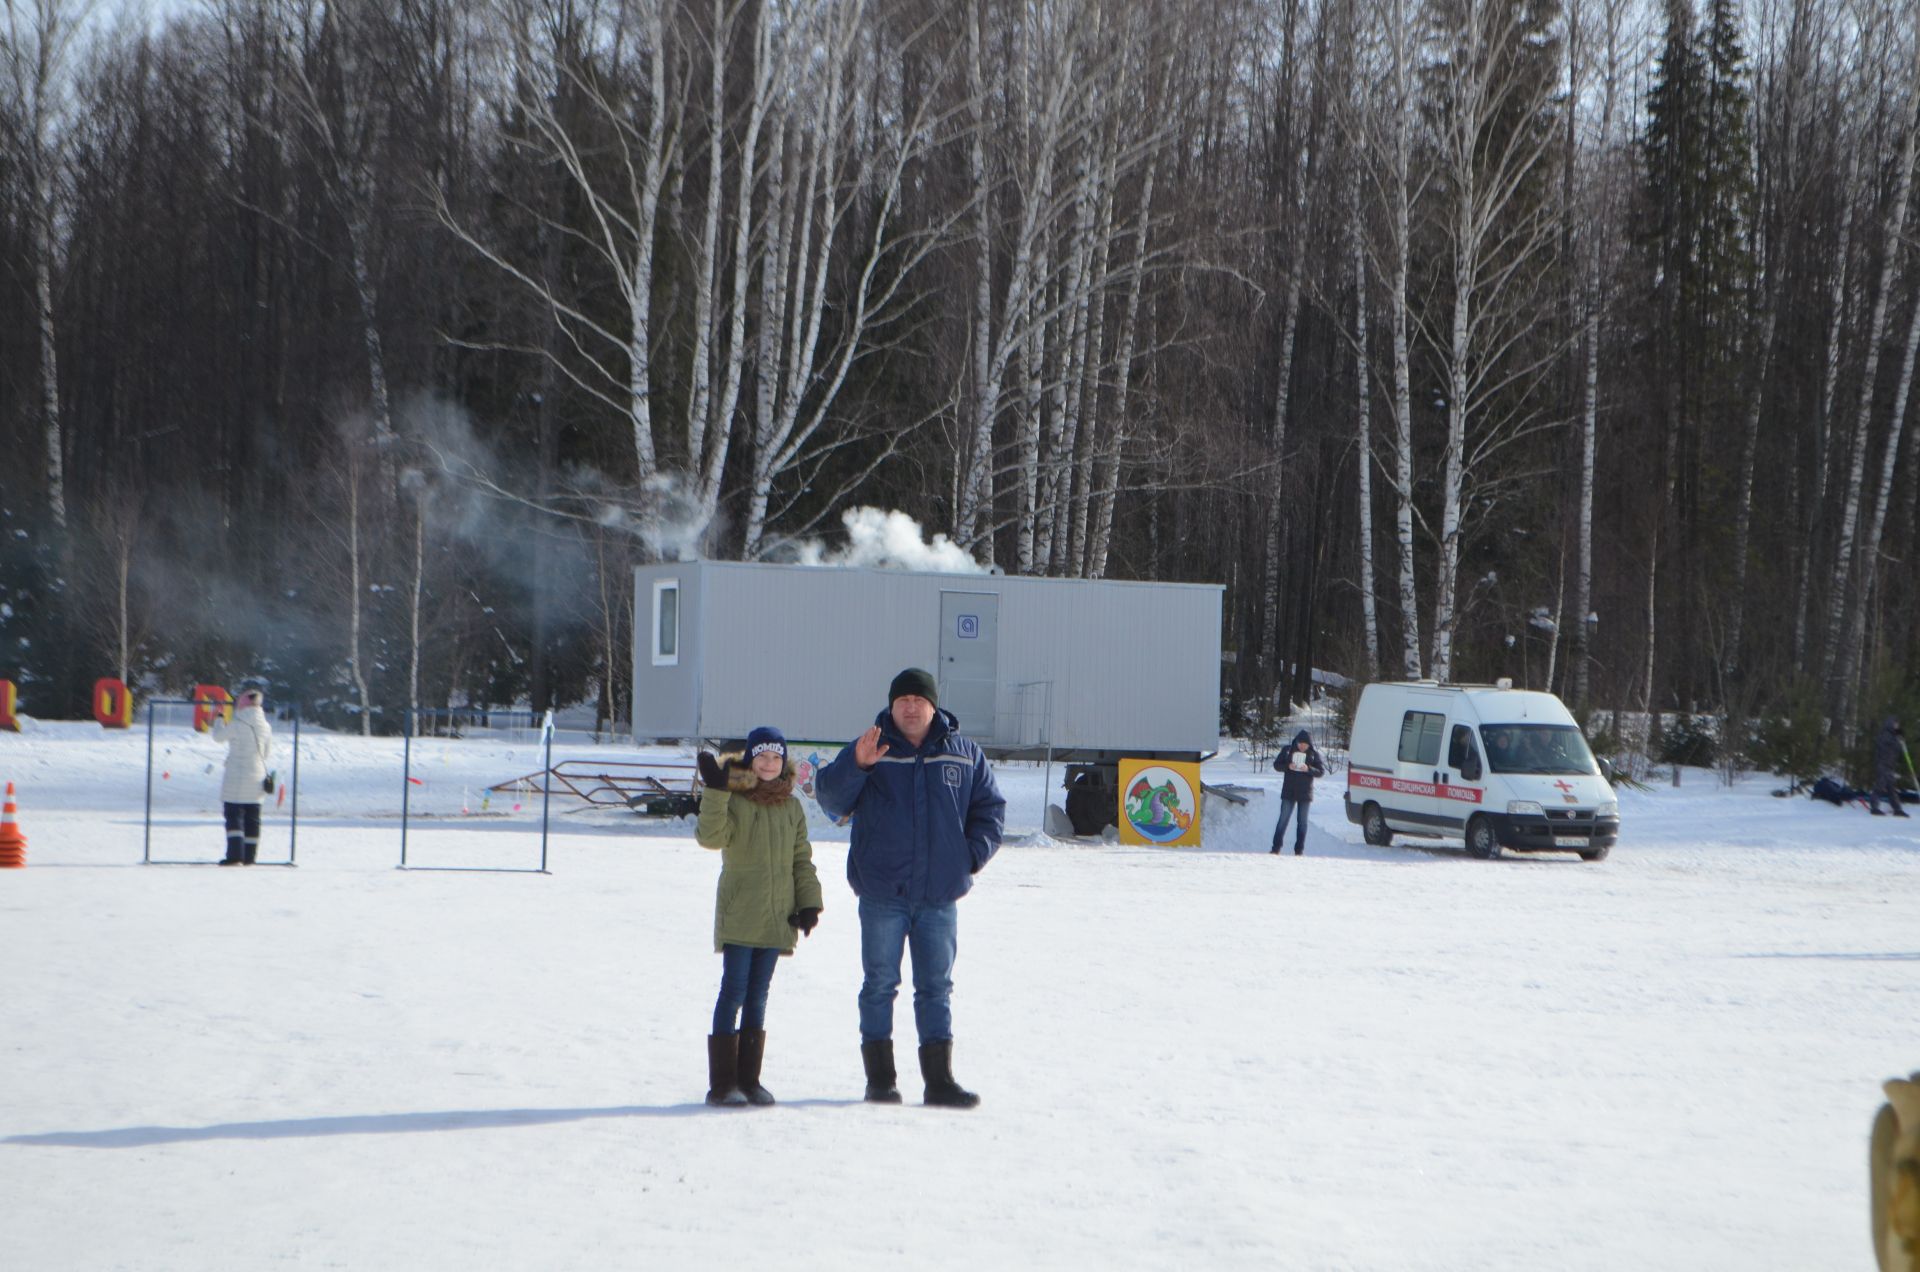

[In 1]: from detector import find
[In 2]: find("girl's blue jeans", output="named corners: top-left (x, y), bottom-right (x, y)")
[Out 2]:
top-left (713, 944), bottom-right (780, 1035)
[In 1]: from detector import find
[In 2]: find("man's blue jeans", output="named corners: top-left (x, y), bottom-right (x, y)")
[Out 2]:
top-left (1272, 797), bottom-right (1306, 851)
top-left (713, 944), bottom-right (780, 1035)
top-left (858, 896), bottom-right (958, 1044)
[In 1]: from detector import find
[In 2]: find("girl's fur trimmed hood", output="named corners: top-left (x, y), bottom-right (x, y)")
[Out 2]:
top-left (717, 750), bottom-right (797, 806)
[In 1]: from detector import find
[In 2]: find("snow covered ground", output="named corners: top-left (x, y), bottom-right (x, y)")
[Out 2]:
top-left (2, 717), bottom-right (1916, 1270)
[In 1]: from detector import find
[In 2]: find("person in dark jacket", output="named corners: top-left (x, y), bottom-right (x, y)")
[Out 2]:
top-left (816, 667), bottom-right (1007, 1109)
top-left (694, 725), bottom-right (823, 1106)
top-left (1869, 716), bottom-right (1911, 817)
top-left (1270, 728), bottom-right (1326, 855)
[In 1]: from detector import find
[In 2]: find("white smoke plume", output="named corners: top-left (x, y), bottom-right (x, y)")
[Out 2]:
top-left (788, 507), bottom-right (986, 573)
top-left (634, 473), bottom-right (716, 562)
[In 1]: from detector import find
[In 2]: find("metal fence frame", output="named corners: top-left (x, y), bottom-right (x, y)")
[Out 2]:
top-left (143, 698), bottom-right (301, 867)
top-left (400, 708), bottom-right (553, 874)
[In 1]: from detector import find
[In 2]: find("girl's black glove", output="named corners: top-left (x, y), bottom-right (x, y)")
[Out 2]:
top-left (696, 751), bottom-right (726, 788)
top-left (788, 907), bottom-right (821, 936)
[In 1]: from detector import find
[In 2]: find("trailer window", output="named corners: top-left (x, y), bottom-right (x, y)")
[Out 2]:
top-left (652, 579), bottom-right (679, 666)
top-left (1397, 711), bottom-right (1445, 765)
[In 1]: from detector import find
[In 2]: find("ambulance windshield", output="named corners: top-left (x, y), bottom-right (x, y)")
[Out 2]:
top-left (1478, 724), bottom-right (1598, 776)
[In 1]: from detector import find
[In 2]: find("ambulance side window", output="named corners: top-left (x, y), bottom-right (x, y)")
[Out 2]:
top-left (1397, 711), bottom-right (1445, 765)
top-left (1449, 725), bottom-right (1482, 781)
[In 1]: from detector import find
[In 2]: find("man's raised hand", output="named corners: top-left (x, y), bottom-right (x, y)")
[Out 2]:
top-left (853, 725), bottom-right (890, 769)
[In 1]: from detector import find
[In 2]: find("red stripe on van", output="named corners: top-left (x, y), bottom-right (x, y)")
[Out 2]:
top-left (1348, 769), bottom-right (1483, 804)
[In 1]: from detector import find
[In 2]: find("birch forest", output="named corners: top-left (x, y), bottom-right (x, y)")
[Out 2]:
top-left (3, 0), bottom-right (1918, 758)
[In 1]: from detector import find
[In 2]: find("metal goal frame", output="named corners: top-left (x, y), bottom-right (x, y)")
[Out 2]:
top-left (399, 708), bottom-right (553, 874)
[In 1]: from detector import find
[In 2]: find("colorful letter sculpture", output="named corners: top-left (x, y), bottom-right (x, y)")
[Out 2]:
top-left (93, 678), bottom-right (133, 729)
top-left (192, 684), bottom-right (234, 733)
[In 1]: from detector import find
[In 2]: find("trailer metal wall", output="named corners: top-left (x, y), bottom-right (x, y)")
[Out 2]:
top-left (632, 566), bottom-right (703, 735)
top-left (633, 561), bottom-right (1221, 753)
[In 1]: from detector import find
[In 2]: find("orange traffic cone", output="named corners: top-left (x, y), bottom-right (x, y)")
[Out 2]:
top-left (0, 781), bottom-right (26, 868)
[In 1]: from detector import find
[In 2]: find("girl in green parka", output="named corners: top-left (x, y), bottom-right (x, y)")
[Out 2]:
top-left (696, 725), bottom-right (823, 1107)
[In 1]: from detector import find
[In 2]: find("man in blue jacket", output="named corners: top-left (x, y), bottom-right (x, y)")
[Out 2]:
top-left (816, 667), bottom-right (1007, 1108)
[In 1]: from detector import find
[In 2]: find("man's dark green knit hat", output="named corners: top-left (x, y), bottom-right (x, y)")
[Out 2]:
top-left (888, 667), bottom-right (938, 707)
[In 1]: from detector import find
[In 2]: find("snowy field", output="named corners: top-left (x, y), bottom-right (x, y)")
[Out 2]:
top-left (2, 717), bottom-right (1916, 1270)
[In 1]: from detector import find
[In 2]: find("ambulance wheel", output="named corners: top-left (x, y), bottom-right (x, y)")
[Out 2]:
top-left (1578, 843), bottom-right (1610, 862)
top-left (1465, 815), bottom-right (1500, 860)
top-left (1362, 803), bottom-right (1393, 847)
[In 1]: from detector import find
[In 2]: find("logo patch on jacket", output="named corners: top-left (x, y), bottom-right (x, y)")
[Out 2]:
top-left (944, 764), bottom-right (962, 787)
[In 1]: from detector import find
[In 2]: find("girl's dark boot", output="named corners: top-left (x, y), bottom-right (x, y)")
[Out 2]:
top-left (735, 1029), bottom-right (775, 1106)
top-left (705, 1034), bottom-right (747, 1106)
top-left (861, 1040), bottom-right (902, 1103)
top-left (918, 1041), bottom-right (980, 1109)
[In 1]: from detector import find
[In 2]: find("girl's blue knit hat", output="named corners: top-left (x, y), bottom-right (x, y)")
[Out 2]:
top-left (746, 725), bottom-right (787, 761)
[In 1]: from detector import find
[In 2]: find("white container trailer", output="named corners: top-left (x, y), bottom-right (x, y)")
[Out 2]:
top-left (631, 560), bottom-right (1222, 764)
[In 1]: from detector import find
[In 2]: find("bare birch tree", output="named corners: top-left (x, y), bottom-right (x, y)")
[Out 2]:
top-left (957, 0), bottom-right (1083, 562)
top-left (1422, 0), bottom-right (1566, 685)
top-left (1821, 37), bottom-right (1919, 704)
top-left (1084, 38), bottom-right (1166, 580)
top-left (438, 0), bottom-right (681, 488)
top-left (261, 0), bottom-right (409, 445)
top-left (1351, 0), bottom-right (1428, 678)
top-left (1, 0), bottom-right (97, 529)
top-left (74, 483), bottom-right (147, 684)
top-left (1567, 0), bottom-right (1629, 710)
top-left (1258, 0), bottom-right (1334, 677)
top-left (1795, 136), bottom-right (1859, 665)
top-left (1351, 165), bottom-right (1381, 677)
top-left (739, 1), bottom-right (963, 559)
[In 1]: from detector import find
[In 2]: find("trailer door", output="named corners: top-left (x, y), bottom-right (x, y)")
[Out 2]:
top-left (939, 591), bottom-right (1000, 742)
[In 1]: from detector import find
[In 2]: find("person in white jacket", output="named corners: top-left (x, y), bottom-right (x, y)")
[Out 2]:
top-left (211, 682), bottom-right (274, 865)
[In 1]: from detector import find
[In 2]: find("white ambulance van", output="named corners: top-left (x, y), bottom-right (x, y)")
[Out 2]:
top-left (1344, 681), bottom-right (1619, 860)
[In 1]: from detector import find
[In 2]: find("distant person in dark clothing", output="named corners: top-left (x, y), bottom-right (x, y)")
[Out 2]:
top-left (1270, 729), bottom-right (1326, 855)
top-left (1869, 717), bottom-right (1911, 817)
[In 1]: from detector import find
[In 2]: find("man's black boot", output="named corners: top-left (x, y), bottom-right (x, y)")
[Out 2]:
top-left (919, 1041), bottom-right (980, 1109)
top-left (861, 1040), bottom-right (902, 1104)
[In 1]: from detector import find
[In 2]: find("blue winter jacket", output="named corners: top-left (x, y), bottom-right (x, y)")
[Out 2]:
top-left (816, 706), bottom-right (1007, 904)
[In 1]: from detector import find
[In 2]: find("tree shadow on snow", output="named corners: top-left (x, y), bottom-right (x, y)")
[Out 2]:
top-left (4, 1098), bottom-right (866, 1148)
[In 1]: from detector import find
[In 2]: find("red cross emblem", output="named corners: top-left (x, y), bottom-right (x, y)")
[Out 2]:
top-left (1553, 780), bottom-right (1574, 794)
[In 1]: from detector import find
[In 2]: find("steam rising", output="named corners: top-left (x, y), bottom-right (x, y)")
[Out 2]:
top-left (787, 508), bottom-right (985, 573)
top-left (633, 473), bottom-right (714, 563)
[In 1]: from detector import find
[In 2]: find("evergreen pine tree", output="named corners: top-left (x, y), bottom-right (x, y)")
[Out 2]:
top-left (1639, 0), bottom-right (1758, 703)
